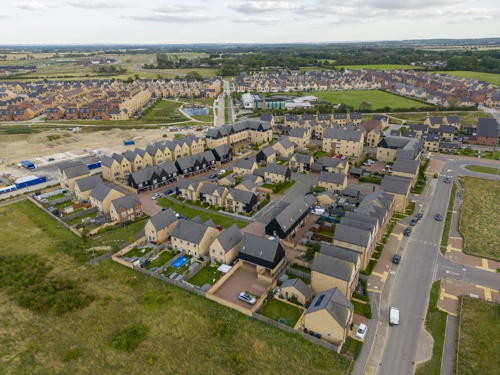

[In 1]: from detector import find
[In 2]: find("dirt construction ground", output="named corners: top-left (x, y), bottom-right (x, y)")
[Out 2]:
top-left (0, 127), bottom-right (205, 177)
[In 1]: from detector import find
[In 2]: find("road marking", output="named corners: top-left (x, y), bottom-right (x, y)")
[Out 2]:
top-left (476, 286), bottom-right (493, 302)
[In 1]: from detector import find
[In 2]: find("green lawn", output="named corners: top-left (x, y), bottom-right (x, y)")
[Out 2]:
top-left (464, 165), bottom-right (500, 175)
top-left (125, 247), bottom-right (154, 259)
top-left (415, 281), bottom-right (448, 375)
top-left (157, 197), bottom-right (248, 229)
top-left (458, 177), bottom-right (500, 261)
top-left (163, 257), bottom-right (195, 276)
top-left (65, 210), bottom-right (99, 226)
top-left (145, 250), bottom-right (176, 270)
top-left (0, 200), bottom-right (350, 375)
top-left (455, 297), bottom-right (500, 375)
top-left (260, 299), bottom-right (303, 328)
top-left (434, 71), bottom-right (500, 87)
top-left (187, 265), bottom-right (221, 287)
top-left (91, 219), bottom-right (147, 247)
top-left (290, 264), bottom-right (312, 274)
top-left (285, 273), bottom-right (310, 286)
top-left (312, 90), bottom-right (431, 109)
top-left (351, 300), bottom-right (371, 319)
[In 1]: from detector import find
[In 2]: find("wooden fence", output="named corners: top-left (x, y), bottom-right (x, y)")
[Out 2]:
top-left (287, 266), bottom-right (312, 280)
top-left (133, 266), bottom-right (206, 297)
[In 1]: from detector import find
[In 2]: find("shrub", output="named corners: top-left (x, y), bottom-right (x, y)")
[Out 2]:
top-left (433, 172), bottom-right (439, 179)
top-left (109, 323), bottom-right (150, 352)
top-left (62, 348), bottom-right (80, 362)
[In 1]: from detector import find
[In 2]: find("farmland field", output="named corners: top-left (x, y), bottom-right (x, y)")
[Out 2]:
top-left (458, 176), bottom-right (500, 261)
top-left (313, 90), bottom-right (431, 109)
top-left (0, 199), bottom-right (351, 374)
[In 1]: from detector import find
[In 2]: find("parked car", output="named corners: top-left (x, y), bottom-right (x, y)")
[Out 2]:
top-left (355, 324), bottom-right (368, 340)
top-left (151, 193), bottom-right (161, 200)
top-left (409, 218), bottom-right (418, 226)
top-left (218, 169), bottom-right (226, 175)
top-left (435, 213), bottom-right (443, 221)
top-left (215, 225), bottom-right (223, 231)
top-left (164, 189), bottom-right (174, 195)
top-left (336, 154), bottom-right (343, 159)
top-left (209, 173), bottom-right (218, 179)
top-left (416, 213), bottom-right (423, 220)
top-left (392, 254), bottom-right (401, 264)
top-left (444, 177), bottom-right (451, 183)
top-left (404, 227), bottom-right (412, 236)
top-left (238, 292), bottom-right (256, 305)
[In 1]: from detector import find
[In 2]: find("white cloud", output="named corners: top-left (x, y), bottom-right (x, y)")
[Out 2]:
top-left (231, 1), bottom-right (302, 14)
top-left (15, 1), bottom-right (50, 10)
top-left (0, 13), bottom-right (11, 18)
top-left (126, 13), bottom-right (218, 23)
top-left (154, 5), bottom-right (207, 13)
top-left (233, 16), bottom-right (284, 25)
top-left (67, 1), bottom-right (128, 9)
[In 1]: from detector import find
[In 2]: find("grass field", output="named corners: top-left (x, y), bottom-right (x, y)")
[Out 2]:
top-left (434, 71), bottom-right (500, 87)
top-left (388, 111), bottom-right (491, 126)
top-left (415, 281), bottom-right (447, 375)
top-left (91, 218), bottom-right (147, 247)
top-left (158, 197), bottom-right (249, 229)
top-left (455, 297), bottom-right (500, 375)
top-left (0, 199), bottom-right (351, 374)
top-left (312, 90), bottom-right (431, 109)
top-left (464, 165), bottom-right (500, 175)
top-left (260, 299), bottom-right (303, 328)
top-left (340, 64), bottom-right (421, 71)
top-left (458, 177), bottom-right (500, 261)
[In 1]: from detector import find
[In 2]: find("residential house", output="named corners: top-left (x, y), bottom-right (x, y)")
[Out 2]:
top-left (475, 118), bottom-right (499, 146)
top-left (272, 137), bottom-right (295, 158)
top-left (349, 112), bottom-right (362, 124)
top-left (376, 136), bottom-right (422, 162)
top-left (101, 153), bottom-right (131, 181)
top-left (199, 183), bottom-right (228, 207)
top-left (424, 116), bottom-right (444, 128)
top-left (421, 133), bottom-right (441, 152)
top-left (318, 171), bottom-right (348, 195)
top-left (74, 174), bottom-right (103, 201)
top-left (263, 163), bottom-right (291, 183)
top-left (170, 219), bottom-right (219, 257)
top-left (289, 153), bottom-right (314, 173)
top-left (314, 157), bottom-right (349, 175)
top-left (225, 189), bottom-right (258, 213)
top-left (332, 221), bottom-right (375, 269)
top-left (57, 161), bottom-right (91, 192)
top-left (288, 128), bottom-right (310, 150)
top-left (89, 182), bottom-right (126, 214)
top-left (381, 175), bottom-right (412, 213)
top-left (366, 128), bottom-right (382, 147)
top-left (391, 159), bottom-right (420, 186)
top-left (239, 233), bottom-right (286, 281)
top-left (209, 224), bottom-right (243, 265)
top-left (322, 128), bottom-right (364, 157)
top-left (256, 146), bottom-right (277, 165)
top-left (109, 193), bottom-right (143, 222)
top-left (439, 141), bottom-right (459, 153)
top-left (123, 150), bottom-right (144, 172)
top-left (443, 115), bottom-right (461, 130)
top-left (211, 144), bottom-right (233, 165)
top-left (175, 179), bottom-right (201, 201)
top-left (233, 158), bottom-right (258, 177)
top-left (265, 195), bottom-right (316, 240)
top-left (218, 175), bottom-right (236, 187)
top-left (144, 208), bottom-right (179, 244)
top-left (280, 278), bottom-right (312, 305)
top-left (304, 287), bottom-right (354, 345)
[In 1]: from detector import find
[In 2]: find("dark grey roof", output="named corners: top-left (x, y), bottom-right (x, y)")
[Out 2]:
top-left (392, 159), bottom-right (419, 175)
top-left (148, 208), bottom-right (178, 231)
top-left (312, 252), bottom-right (354, 282)
top-left (320, 243), bottom-right (360, 265)
top-left (319, 171), bottom-right (347, 185)
top-left (59, 161), bottom-right (90, 179)
top-left (260, 113), bottom-right (273, 122)
top-left (176, 178), bottom-right (199, 190)
top-left (264, 163), bottom-right (290, 176)
top-left (74, 174), bottom-right (102, 192)
top-left (340, 216), bottom-right (376, 234)
top-left (171, 219), bottom-right (213, 244)
top-left (110, 193), bottom-right (141, 212)
top-left (316, 157), bottom-right (347, 169)
top-left (333, 223), bottom-right (371, 247)
top-left (439, 141), bottom-right (459, 149)
top-left (272, 195), bottom-right (316, 233)
top-left (156, 161), bottom-right (178, 175)
top-left (199, 183), bottom-right (226, 196)
top-left (89, 182), bottom-right (124, 202)
top-left (291, 153), bottom-right (313, 164)
top-left (240, 233), bottom-right (283, 265)
top-left (281, 278), bottom-right (311, 298)
top-left (289, 128), bottom-right (308, 138)
top-left (274, 137), bottom-right (295, 149)
top-left (323, 128), bottom-right (363, 142)
top-left (306, 287), bottom-right (353, 327)
top-left (477, 118), bottom-right (499, 137)
top-left (101, 155), bottom-right (115, 168)
top-left (259, 146), bottom-right (276, 157)
top-left (227, 189), bottom-right (256, 204)
top-left (215, 224), bottom-right (243, 252)
top-left (381, 175), bottom-right (412, 195)
top-left (234, 158), bottom-right (256, 171)
top-left (242, 174), bottom-right (260, 183)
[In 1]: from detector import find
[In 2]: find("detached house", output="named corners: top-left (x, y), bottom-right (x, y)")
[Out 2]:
top-left (289, 153), bottom-right (314, 173)
top-left (381, 175), bottom-right (412, 213)
top-left (263, 164), bottom-right (291, 183)
top-left (233, 158), bottom-right (258, 177)
top-left (265, 195), bottom-right (316, 240)
top-left (57, 161), bottom-right (91, 192)
top-left (288, 128), bottom-right (310, 150)
top-left (145, 208), bottom-right (179, 244)
top-left (209, 224), bottom-right (243, 265)
top-left (272, 137), bottom-right (295, 158)
top-left (318, 171), bottom-right (348, 195)
top-left (225, 189), bottom-right (258, 213)
top-left (256, 146), bottom-right (277, 165)
top-left (281, 278), bottom-right (312, 305)
top-left (239, 233), bottom-right (286, 282)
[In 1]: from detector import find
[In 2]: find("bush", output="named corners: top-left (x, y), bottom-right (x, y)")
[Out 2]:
top-left (360, 259), bottom-right (377, 276)
top-left (433, 172), bottom-right (439, 179)
top-left (62, 348), bottom-right (80, 362)
top-left (359, 176), bottom-right (382, 185)
top-left (109, 323), bottom-right (150, 352)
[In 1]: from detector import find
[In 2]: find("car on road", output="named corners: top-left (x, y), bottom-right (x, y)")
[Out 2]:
top-left (392, 254), bottom-right (401, 264)
top-left (416, 213), bottom-right (423, 220)
top-left (238, 292), bottom-right (256, 305)
top-left (404, 227), bottom-right (412, 236)
top-left (209, 173), bottom-right (218, 179)
top-left (355, 324), bottom-right (368, 340)
top-left (218, 169), bottom-right (226, 175)
top-left (164, 189), bottom-right (174, 195)
top-left (435, 213), bottom-right (443, 221)
top-left (151, 193), bottom-right (161, 200)
top-left (409, 218), bottom-right (418, 226)
top-left (444, 177), bottom-right (451, 183)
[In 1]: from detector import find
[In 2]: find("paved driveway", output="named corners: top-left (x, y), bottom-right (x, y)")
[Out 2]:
top-left (138, 189), bottom-right (164, 216)
top-left (213, 262), bottom-right (270, 309)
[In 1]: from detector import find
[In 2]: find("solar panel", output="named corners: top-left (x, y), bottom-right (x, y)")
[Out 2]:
top-left (314, 295), bottom-right (325, 307)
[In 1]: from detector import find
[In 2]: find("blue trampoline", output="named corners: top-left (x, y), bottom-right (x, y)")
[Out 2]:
top-left (172, 256), bottom-right (188, 269)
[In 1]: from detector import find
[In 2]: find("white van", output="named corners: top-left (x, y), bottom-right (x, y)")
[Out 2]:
top-left (389, 307), bottom-right (399, 326)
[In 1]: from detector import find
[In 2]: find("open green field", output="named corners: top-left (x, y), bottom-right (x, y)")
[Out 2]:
top-left (340, 64), bottom-right (421, 71)
top-left (415, 281), bottom-right (447, 375)
top-left (0, 199), bottom-right (351, 374)
top-left (434, 71), bottom-right (500, 87)
top-left (459, 177), bottom-right (500, 261)
top-left (465, 165), bottom-right (500, 175)
top-left (313, 90), bottom-right (431, 109)
top-left (455, 297), bottom-right (500, 375)
top-left (91, 218), bottom-right (147, 247)
top-left (387, 111), bottom-right (491, 126)
top-left (158, 197), bottom-right (249, 229)
top-left (260, 299), bottom-right (303, 328)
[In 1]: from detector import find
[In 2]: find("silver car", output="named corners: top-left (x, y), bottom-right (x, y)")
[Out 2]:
top-left (238, 292), bottom-right (256, 305)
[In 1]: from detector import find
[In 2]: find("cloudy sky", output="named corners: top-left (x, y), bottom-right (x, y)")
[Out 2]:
top-left (1, 0), bottom-right (499, 44)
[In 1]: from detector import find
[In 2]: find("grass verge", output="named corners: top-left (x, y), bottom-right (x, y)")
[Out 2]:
top-left (455, 297), bottom-right (500, 375)
top-left (415, 280), bottom-right (447, 375)
top-left (458, 177), bottom-right (500, 261)
top-left (440, 182), bottom-right (457, 254)
top-left (464, 165), bottom-right (500, 175)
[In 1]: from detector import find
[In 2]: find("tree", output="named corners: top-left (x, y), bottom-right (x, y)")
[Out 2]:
top-left (359, 101), bottom-right (372, 111)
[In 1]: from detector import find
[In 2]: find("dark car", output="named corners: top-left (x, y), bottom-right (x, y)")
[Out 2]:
top-left (409, 218), bottom-right (418, 226)
top-left (209, 173), bottom-right (218, 179)
top-left (435, 213), bottom-right (443, 221)
top-left (393, 254), bottom-right (401, 264)
top-left (416, 213), bottom-right (423, 220)
top-left (404, 228), bottom-right (412, 236)
top-left (444, 177), bottom-right (451, 183)
top-left (164, 189), bottom-right (174, 195)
